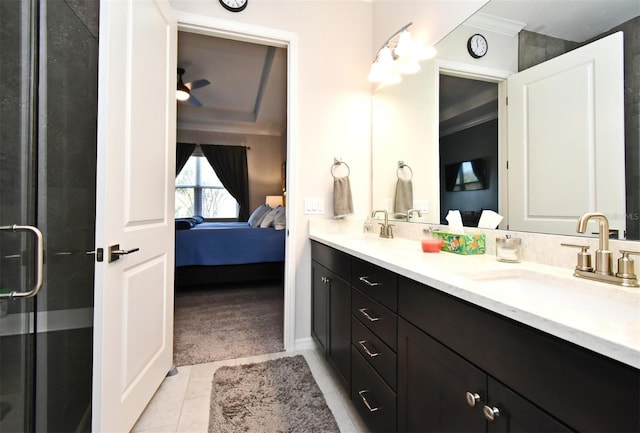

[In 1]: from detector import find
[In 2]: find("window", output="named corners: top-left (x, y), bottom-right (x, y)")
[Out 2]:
top-left (175, 156), bottom-right (239, 218)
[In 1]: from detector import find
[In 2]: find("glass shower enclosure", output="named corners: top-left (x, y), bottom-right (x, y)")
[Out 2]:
top-left (0, 0), bottom-right (97, 431)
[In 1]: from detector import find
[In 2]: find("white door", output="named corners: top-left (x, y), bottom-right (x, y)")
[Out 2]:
top-left (507, 32), bottom-right (625, 236)
top-left (92, 0), bottom-right (176, 431)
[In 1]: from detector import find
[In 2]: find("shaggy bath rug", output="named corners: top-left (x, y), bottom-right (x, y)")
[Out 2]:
top-left (173, 283), bottom-right (284, 366)
top-left (209, 355), bottom-right (340, 432)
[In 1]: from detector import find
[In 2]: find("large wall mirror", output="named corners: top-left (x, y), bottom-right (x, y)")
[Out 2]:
top-left (371, 0), bottom-right (640, 240)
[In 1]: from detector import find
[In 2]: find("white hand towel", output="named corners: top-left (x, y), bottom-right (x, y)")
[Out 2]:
top-left (333, 176), bottom-right (354, 218)
top-left (394, 178), bottom-right (413, 213)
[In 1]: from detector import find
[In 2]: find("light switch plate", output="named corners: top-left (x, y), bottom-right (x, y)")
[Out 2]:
top-left (304, 198), bottom-right (324, 214)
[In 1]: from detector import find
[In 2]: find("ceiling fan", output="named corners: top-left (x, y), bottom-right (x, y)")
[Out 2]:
top-left (176, 67), bottom-right (210, 107)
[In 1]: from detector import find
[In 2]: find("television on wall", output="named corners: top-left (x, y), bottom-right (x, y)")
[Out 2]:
top-left (444, 158), bottom-right (489, 192)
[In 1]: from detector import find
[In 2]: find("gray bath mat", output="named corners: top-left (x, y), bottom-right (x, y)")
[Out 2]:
top-left (209, 355), bottom-right (340, 432)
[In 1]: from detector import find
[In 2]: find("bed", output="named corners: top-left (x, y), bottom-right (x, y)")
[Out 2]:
top-left (174, 211), bottom-right (286, 287)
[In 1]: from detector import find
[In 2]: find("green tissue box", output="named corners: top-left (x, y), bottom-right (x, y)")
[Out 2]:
top-left (432, 231), bottom-right (485, 255)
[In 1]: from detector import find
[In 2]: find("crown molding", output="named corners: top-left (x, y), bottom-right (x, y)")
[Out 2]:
top-left (466, 12), bottom-right (525, 37)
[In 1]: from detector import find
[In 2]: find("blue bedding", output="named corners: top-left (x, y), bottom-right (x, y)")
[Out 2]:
top-left (175, 222), bottom-right (285, 267)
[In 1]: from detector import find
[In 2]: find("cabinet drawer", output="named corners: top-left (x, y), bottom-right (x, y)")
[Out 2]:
top-left (399, 276), bottom-right (640, 433)
top-left (311, 240), bottom-right (351, 281)
top-left (352, 316), bottom-right (397, 391)
top-left (352, 258), bottom-right (397, 311)
top-left (353, 288), bottom-right (397, 351)
top-left (352, 346), bottom-right (397, 433)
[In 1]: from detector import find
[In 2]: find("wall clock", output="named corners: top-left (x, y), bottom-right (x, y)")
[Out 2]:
top-left (467, 33), bottom-right (488, 58)
top-left (219, 0), bottom-right (248, 13)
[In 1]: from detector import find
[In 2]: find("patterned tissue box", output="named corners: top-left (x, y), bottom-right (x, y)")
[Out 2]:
top-left (432, 231), bottom-right (485, 255)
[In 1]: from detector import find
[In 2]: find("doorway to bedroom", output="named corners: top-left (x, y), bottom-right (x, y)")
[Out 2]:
top-left (172, 30), bottom-right (288, 366)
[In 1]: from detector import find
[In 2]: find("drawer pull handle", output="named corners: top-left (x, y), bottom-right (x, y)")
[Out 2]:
top-left (358, 390), bottom-right (380, 412)
top-left (358, 308), bottom-right (381, 322)
top-left (465, 392), bottom-right (480, 407)
top-left (358, 340), bottom-right (380, 358)
top-left (359, 276), bottom-right (381, 287)
top-left (483, 405), bottom-right (500, 421)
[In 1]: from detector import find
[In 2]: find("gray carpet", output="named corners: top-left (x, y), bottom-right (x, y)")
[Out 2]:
top-left (209, 355), bottom-right (340, 433)
top-left (173, 282), bottom-right (284, 366)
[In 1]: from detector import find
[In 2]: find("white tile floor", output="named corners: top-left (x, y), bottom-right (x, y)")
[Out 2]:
top-left (131, 349), bottom-right (369, 433)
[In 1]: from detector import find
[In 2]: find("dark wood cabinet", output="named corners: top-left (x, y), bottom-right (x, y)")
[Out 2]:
top-left (351, 259), bottom-right (398, 432)
top-left (311, 260), bottom-right (329, 353)
top-left (310, 240), bottom-right (640, 433)
top-left (398, 318), bottom-right (573, 433)
top-left (311, 241), bottom-right (351, 390)
top-left (399, 277), bottom-right (639, 433)
top-left (398, 317), bottom-right (486, 432)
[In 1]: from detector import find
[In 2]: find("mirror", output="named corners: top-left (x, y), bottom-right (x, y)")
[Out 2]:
top-left (371, 0), bottom-right (640, 240)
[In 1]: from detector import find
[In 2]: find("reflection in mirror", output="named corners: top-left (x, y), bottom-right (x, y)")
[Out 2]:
top-left (371, 0), bottom-right (640, 240)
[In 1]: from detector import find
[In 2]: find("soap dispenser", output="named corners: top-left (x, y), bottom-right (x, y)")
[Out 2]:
top-left (496, 234), bottom-right (522, 262)
top-left (422, 227), bottom-right (444, 253)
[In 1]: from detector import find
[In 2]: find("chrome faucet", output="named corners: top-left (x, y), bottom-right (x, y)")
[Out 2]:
top-left (371, 210), bottom-right (393, 239)
top-left (562, 212), bottom-right (639, 287)
top-left (406, 209), bottom-right (422, 221)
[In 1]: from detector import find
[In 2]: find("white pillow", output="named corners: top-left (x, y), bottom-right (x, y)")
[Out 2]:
top-left (260, 207), bottom-right (280, 228)
top-left (273, 206), bottom-right (286, 230)
top-left (248, 204), bottom-right (271, 227)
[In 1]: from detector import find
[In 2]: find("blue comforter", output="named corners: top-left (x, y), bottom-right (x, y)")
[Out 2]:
top-left (175, 222), bottom-right (285, 267)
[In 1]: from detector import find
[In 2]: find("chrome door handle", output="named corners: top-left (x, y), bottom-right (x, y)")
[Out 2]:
top-left (0, 224), bottom-right (44, 300)
top-left (358, 340), bottom-right (380, 358)
top-left (358, 276), bottom-right (381, 286)
top-left (358, 390), bottom-right (380, 412)
top-left (483, 405), bottom-right (500, 421)
top-left (108, 244), bottom-right (140, 263)
top-left (358, 307), bottom-right (381, 322)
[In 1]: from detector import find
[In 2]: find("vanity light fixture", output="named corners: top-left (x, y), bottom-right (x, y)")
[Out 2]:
top-left (368, 22), bottom-right (436, 86)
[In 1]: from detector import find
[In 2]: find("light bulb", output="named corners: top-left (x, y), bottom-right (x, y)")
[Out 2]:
top-left (395, 30), bottom-right (413, 57)
top-left (176, 89), bottom-right (190, 101)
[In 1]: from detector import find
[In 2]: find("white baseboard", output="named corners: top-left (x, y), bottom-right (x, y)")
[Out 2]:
top-left (293, 336), bottom-right (316, 351)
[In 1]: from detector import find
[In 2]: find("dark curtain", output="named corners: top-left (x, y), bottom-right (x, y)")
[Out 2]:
top-left (444, 162), bottom-right (461, 191)
top-left (201, 144), bottom-right (250, 221)
top-left (470, 158), bottom-right (487, 188)
top-left (176, 143), bottom-right (196, 176)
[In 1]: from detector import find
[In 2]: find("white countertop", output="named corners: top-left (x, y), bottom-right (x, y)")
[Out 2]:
top-left (309, 229), bottom-right (640, 369)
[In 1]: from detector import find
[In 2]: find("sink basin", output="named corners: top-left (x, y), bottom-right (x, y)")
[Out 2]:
top-left (462, 268), bottom-right (640, 327)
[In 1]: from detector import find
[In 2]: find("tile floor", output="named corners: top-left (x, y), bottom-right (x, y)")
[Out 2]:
top-left (131, 349), bottom-right (369, 432)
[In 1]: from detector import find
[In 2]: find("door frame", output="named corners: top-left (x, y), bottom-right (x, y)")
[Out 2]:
top-left (435, 59), bottom-right (511, 229)
top-left (175, 12), bottom-right (298, 351)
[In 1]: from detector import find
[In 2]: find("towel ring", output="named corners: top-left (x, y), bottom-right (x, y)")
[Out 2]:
top-left (331, 161), bottom-right (350, 178)
top-left (397, 163), bottom-right (413, 180)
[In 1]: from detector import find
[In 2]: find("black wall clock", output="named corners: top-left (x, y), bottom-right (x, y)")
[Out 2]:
top-left (219, 0), bottom-right (248, 13)
top-left (467, 33), bottom-right (488, 58)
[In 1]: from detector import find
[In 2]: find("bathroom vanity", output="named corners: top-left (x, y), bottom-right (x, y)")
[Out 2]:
top-left (310, 232), bottom-right (639, 433)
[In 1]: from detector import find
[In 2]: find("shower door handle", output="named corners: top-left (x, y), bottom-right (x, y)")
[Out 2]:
top-left (0, 224), bottom-right (44, 300)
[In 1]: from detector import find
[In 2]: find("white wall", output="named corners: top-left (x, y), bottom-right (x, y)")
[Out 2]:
top-left (169, 0), bottom-right (373, 343)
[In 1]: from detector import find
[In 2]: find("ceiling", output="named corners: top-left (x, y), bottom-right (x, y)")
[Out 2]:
top-left (177, 31), bottom-right (287, 138)
top-left (176, 1), bottom-right (639, 140)
top-left (439, 0), bottom-right (639, 135)
top-left (479, 0), bottom-right (640, 42)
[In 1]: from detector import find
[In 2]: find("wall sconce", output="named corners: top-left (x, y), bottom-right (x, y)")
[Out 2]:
top-left (265, 195), bottom-right (284, 208)
top-left (368, 22), bottom-right (437, 86)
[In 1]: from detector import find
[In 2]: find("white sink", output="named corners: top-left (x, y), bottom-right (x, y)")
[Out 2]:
top-left (462, 268), bottom-right (640, 327)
